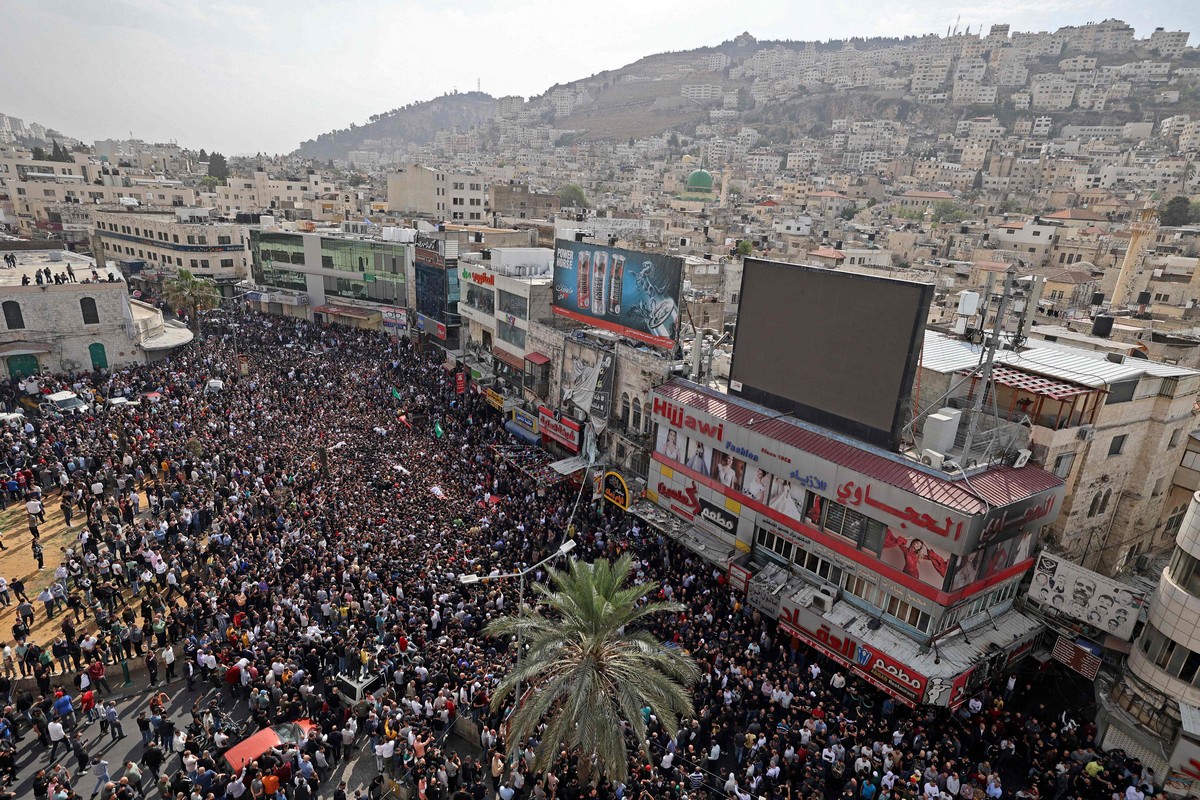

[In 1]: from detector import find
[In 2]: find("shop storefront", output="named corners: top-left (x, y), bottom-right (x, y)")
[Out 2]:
top-left (647, 378), bottom-right (1063, 706)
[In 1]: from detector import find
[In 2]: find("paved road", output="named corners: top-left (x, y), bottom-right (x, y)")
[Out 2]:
top-left (8, 673), bottom-right (475, 797)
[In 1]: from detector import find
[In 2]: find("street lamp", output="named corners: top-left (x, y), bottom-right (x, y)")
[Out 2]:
top-left (460, 539), bottom-right (577, 706)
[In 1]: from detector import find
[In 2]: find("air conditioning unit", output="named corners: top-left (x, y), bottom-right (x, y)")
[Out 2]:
top-left (921, 449), bottom-right (946, 469)
top-left (1136, 553), bottom-right (1152, 572)
top-left (810, 593), bottom-right (834, 614)
top-left (1077, 425), bottom-right (1095, 442)
top-left (1013, 449), bottom-right (1032, 469)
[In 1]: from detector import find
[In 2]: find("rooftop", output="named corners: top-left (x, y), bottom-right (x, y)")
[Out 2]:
top-left (0, 248), bottom-right (115, 287)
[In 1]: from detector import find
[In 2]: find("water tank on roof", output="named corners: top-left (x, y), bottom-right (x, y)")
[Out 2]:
top-left (1137, 291), bottom-right (1151, 305)
top-left (1091, 292), bottom-right (1105, 306)
top-left (1092, 315), bottom-right (1114, 338)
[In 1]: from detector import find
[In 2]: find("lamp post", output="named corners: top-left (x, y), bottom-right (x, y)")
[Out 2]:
top-left (461, 539), bottom-right (576, 708)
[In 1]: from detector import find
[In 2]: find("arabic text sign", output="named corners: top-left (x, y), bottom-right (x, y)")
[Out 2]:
top-left (1051, 634), bottom-right (1103, 680)
top-left (1027, 552), bottom-right (1145, 641)
top-left (779, 596), bottom-right (928, 705)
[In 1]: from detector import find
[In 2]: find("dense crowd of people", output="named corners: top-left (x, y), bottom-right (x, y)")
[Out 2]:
top-left (0, 308), bottom-right (1165, 800)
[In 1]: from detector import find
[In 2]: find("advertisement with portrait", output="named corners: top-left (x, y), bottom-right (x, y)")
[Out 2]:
top-left (740, 465), bottom-right (774, 506)
top-left (879, 530), bottom-right (951, 591)
top-left (710, 450), bottom-right (746, 492)
top-left (1026, 553), bottom-right (1146, 641)
top-left (656, 425), bottom-right (684, 463)
top-left (684, 438), bottom-right (713, 476)
top-left (552, 239), bottom-right (683, 349)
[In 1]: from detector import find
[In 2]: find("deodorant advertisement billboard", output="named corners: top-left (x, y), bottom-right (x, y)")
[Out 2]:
top-left (552, 239), bottom-right (683, 349)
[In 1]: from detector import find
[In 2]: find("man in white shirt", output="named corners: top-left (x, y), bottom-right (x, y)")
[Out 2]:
top-left (48, 719), bottom-right (66, 758)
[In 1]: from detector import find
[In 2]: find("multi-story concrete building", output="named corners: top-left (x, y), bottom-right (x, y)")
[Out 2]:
top-left (490, 183), bottom-right (561, 220)
top-left (386, 164), bottom-right (487, 221)
top-left (457, 247), bottom-right (554, 391)
top-left (248, 228), bottom-right (410, 328)
top-left (92, 208), bottom-right (250, 295)
top-left (639, 377), bottom-right (1062, 708)
top-left (213, 171), bottom-right (337, 217)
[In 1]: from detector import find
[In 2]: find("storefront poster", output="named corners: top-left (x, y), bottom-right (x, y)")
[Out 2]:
top-left (684, 438), bottom-right (713, 476)
top-left (656, 426), bottom-right (684, 463)
top-left (879, 530), bottom-right (950, 589)
top-left (740, 466), bottom-right (773, 505)
top-left (710, 451), bottom-right (746, 492)
top-left (552, 239), bottom-right (683, 349)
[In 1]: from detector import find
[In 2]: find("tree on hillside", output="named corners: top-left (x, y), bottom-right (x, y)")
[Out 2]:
top-left (932, 200), bottom-right (970, 224)
top-left (164, 269), bottom-right (220, 331)
top-left (1160, 195), bottom-right (1192, 227)
top-left (207, 152), bottom-right (229, 182)
top-left (31, 146), bottom-right (46, 161)
top-left (558, 184), bottom-right (589, 209)
top-left (484, 555), bottom-right (698, 783)
top-left (198, 148), bottom-right (208, 161)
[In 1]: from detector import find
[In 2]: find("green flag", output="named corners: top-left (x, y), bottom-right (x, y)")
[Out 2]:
top-left (434, 421), bottom-right (445, 439)
top-left (391, 387), bottom-right (402, 400)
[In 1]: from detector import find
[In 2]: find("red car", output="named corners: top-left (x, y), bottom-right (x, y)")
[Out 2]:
top-left (221, 720), bottom-right (317, 772)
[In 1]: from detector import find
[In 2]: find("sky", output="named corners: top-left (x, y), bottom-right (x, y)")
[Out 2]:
top-left (4, 0), bottom-right (1199, 155)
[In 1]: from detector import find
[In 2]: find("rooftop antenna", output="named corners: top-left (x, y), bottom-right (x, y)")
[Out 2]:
top-left (960, 264), bottom-right (1016, 462)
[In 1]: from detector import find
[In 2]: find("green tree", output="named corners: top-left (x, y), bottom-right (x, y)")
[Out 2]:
top-left (932, 200), bottom-right (969, 224)
top-left (31, 146), bottom-right (46, 161)
top-left (558, 183), bottom-right (589, 209)
top-left (207, 152), bottom-right (230, 182)
top-left (1160, 195), bottom-right (1192, 226)
top-left (736, 239), bottom-right (754, 256)
top-left (164, 269), bottom-right (220, 331)
top-left (199, 148), bottom-right (208, 161)
top-left (347, 173), bottom-right (367, 187)
top-left (484, 555), bottom-right (698, 783)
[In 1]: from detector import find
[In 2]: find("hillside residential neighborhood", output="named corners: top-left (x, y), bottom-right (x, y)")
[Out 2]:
top-left (10, 13), bottom-right (1200, 800)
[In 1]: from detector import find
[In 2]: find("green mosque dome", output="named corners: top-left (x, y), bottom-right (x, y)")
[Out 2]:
top-left (685, 169), bottom-right (714, 192)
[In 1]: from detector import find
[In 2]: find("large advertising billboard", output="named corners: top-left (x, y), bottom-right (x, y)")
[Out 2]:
top-left (728, 259), bottom-right (933, 451)
top-left (552, 240), bottom-right (683, 349)
top-left (1026, 552), bottom-right (1146, 641)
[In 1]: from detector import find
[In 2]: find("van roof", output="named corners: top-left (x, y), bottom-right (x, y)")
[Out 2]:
top-left (46, 391), bottom-right (79, 402)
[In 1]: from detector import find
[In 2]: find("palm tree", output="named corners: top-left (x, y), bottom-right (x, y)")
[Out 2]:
top-left (484, 554), bottom-right (698, 784)
top-left (163, 269), bottom-right (220, 331)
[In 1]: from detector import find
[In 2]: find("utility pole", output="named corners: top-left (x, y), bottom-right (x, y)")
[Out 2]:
top-left (960, 264), bottom-right (1016, 464)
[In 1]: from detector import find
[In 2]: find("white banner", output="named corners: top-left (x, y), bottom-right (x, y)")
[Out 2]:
top-left (1026, 552), bottom-right (1145, 641)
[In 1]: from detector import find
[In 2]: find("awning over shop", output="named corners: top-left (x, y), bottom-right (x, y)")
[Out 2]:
top-left (504, 419), bottom-right (541, 446)
top-left (0, 343), bottom-right (52, 356)
top-left (676, 525), bottom-right (737, 564)
top-left (549, 455), bottom-right (589, 475)
top-left (524, 352), bottom-right (551, 365)
top-left (492, 347), bottom-right (524, 370)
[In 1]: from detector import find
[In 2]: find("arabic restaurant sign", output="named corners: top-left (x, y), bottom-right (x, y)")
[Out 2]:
top-left (603, 471), bottom-right (631, 511)
top-left (978, 486), bottom-right (1064, 547)
top-left (779, 596), bottom-right (928, 705)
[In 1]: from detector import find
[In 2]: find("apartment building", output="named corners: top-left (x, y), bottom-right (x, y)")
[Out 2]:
top-left (386, 164), bottom-right (487, 221)
top-left (1148, 28), bottom-right (1191, 58)
top-left (92, 208), bottom-right (250, 293)
top-left (490, 183), bottom-right (561, 219)
top-left (214, 171), bottom-right (337, 217)
top-left (918, 331), bottom-right (1200, 576)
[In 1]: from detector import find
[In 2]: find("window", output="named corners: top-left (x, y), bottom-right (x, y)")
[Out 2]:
top-left (1182, 450), bottom-right (1200, 472)
top-left (1089, 491), bottom-right (1102, 517)
top-left (79, 297), bottom-right (99, 325)
top-left (1153, 477), bottom-right (1166, 497)
top-left (1109, 435), bottom-right (1127, 456)
top-left (883, 594), bottom-right (931, 633)
top-left (2, 301), bottom-right (24, 330)
top-left (1053, 452), bottom-right (1076, 478)
top-left (1169, 548), bottom-right (1200, 597)
top-left (1170, 429), bottom-right (1182, 449)
top-left (843, 574), bottom-right (877, 605)
top-left (754, 527), bottom-right (794, 564)
top-left (632, 398), bottom-right (642, 431)
top-left (1099, 488), bottom-right (1113, 515)
top-left (1166, 505), bottom-right (1188, 540)
top-left (620, 393), bottom-right (630, 426)
top-left (1107, 381), bottom-right (1137, 404)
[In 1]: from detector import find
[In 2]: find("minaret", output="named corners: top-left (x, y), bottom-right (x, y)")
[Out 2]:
top-left (1111, 208), bottom-right (1158, 309)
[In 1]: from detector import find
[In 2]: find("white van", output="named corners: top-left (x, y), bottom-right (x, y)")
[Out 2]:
top-left (41, 390), bottom-right (91, 416)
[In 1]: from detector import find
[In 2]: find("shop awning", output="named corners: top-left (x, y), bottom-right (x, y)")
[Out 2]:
top-left (549, 455), bottom-right (589, 475)
top-left (525, 352), bottom-right (551, 365)
top-left (0, 343), bottom-right (52, 356)
top-left (504, 419), bottom-right (541, 446)
top-left (492, 347), bottom-right (524, 370)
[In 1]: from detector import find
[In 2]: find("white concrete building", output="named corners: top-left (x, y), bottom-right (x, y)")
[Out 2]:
top-left (386, 164), bottom-right (487, 222)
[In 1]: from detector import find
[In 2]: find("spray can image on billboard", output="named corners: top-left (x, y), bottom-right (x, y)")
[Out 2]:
top-left (576, 250), bottom-right (591, 310)
top-left (591, 250), bottom-right (609, 316)
top-left (609, 254), bottom-right (625, 316)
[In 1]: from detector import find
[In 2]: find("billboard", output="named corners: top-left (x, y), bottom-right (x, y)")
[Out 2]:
top-left (603, 471), bottom-right (631, 510)
top-left (728, 259), bottom-right (933, 451)
top-left (1026, 552), bottom-right (1146, 640)
top-left (552, 240), bottom-right (683, 349)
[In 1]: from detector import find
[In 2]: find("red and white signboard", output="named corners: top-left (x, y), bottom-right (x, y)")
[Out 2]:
top-left (538, 406), bottom-right (581, 453)
top-left (778, 596), bottom-right (928, 705)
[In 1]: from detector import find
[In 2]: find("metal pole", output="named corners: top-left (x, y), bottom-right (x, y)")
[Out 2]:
top-left (516, 571), bottom-right (526, 707)
top-left (961, 265), bottom-right (1015, 464)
